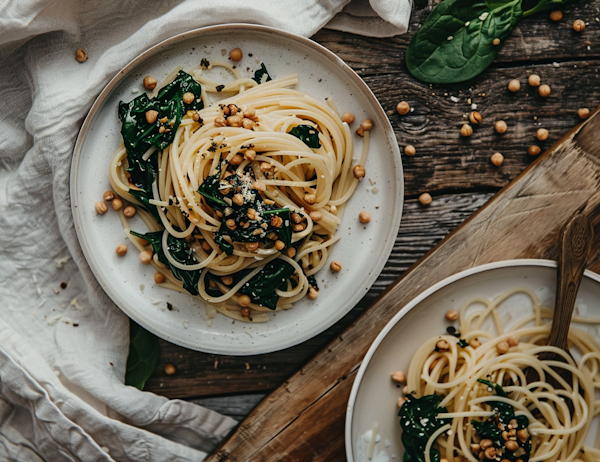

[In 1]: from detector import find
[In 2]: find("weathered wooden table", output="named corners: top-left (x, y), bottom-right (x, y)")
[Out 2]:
top-left (144, 0), bottom-right (600, 453)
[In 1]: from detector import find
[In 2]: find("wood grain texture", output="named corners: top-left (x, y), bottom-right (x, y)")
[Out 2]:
top-left (205, 111), bottom-right (600, 461)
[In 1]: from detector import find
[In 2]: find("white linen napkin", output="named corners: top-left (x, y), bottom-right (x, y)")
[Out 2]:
top-left (0, 0), bottom-right (411, 460)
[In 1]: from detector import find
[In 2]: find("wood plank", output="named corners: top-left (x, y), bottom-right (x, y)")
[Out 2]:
top-left (204, 110), bottom-right (600, 461)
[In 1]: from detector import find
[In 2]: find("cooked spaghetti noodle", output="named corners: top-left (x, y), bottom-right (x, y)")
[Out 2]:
top-left (400, 288), bottom-right (600, 462)
top-left (109, 60), bottom-right (369, 322)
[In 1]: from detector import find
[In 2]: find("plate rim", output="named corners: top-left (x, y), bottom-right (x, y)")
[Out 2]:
top-left (345, 258), bottom-right (600, 461)
top-left (70, 23), bottom-right (404, 355)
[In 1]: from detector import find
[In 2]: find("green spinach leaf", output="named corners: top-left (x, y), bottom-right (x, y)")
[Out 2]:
top-left (252, 63), bottom-right (272, 84)
top-left (125, 320), bottom-right (159, 390)
top-left (239, 258), bottom-right (296, 310)
top-left (406, 0), bottom-right (522, 83)
top-left (289, 124), bottom-right (321, 148)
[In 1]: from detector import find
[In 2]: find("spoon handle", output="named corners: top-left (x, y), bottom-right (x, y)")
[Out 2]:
top-left (548, 212), bottom-right (593, 350)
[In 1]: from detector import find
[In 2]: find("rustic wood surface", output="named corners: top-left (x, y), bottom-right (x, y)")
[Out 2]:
top-left (145, 0), bottom-right (600, 403)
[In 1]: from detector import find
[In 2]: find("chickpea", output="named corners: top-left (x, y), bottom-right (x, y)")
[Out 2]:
top-left (145, 110), bottom-right (158, 124)
top-left (243, 107), bottom-right (256, 119)
top-left (242, 118), bottom-right (254, 129)
top-left (218, 275), bottom-right (232, 286)
top-left (550, 10), bottom-right (563, 21)
top-left (304, 193), bottom-right (317, 205)
top-left (528, 74), bottom-right (541, 87)
top-left (517, 429), bottom-right (529, 443)
top-left (505, 440), bottom-right (519, 451)
top-left (460, 124), bottom-right (473, 137)
top-left (270, 215), bottom-right (283, 228)
top-left (538, 84), bottom-right (551, 97)
top-left (419, 193), bottom-right (432, 206)
top-left (103, 190), bottom-right (115, 201)
top-left (359, 211), bottom-right (371, 224)
top-left (353, 164), bottom-right (366, 178)
top-left (143, 76), bottom-right (157, 90)
top-left (159, 126), bottom-right (166, 134)
top-left (436, 339), bottom-right (450, 351)
top-left (480, 439), bottom-right (493, 450)
top-left (330, 205), bottom-right (338, 215)
top-left (192, 112), bottom-right (201, 122)
top-left (356, 126), bottom-right (364, 137)
top-left (361, 119), bottom-right (373, 131)
top-left (95, 201), bottom-right (108, 214)
top-left (293, 223), bottom-right (306, 232)
top-left (309, 211), bottom-right (322, 222)
top-left (491, 152), bottom-right (504, 167)
top-left (528, 145), bottom-right (541, 156)
top-left (445, 310), bottom-right (459, 321)
top-left (291, 213), bottom-right (304, 223)
top-left (469, 111), bottom-right (483, 124)
top-left (250, 181), bottom-right (265, 192)
top-left (214, 116), bottom-right (227, 127)
top-left (244, 150), bottom-right (257, 161)
top-left (123, 205), bottom-right (136, 217)
top-left (111, 197), bottom-right (123, 211)
top-left (536, 128), bottom-right (549, 141)
top-left (164, 364), bottom-right (176, 375)
top-left (227, 115), bottom-right (243, 127)
top-left (508, 79), bottom-right (521, 92)
top-left (139, 250), bottom-right (152, 264)
top-left (308, 287), bottom-right (319, 300)
top-left (404, 145), bottom-right (416, 156)
top-left (181, 92), bottom-right (194, 105)
top-left (573, 19), bottom-right (585, 32)
top-left (469, 338), bottom-right (481, 348)
top-left (229, 154), bottom-right (243, 165)
top-left (246, 242), bottom-right (259, 252)
top-left (154, 272), bottom-right (166, 283)
top-left (233, 193), bottom-right (244, 206)
top-left (484, 448), bottom-right (497, 459)
top-left (507, 336), bottom-right (519, 347)
top-left (116, 243), bottom-right (128, 256)
top-left (342, 112), bottom-right (355, 123)
top-left (226, 219), bottom-right (236, 230)
top-left (492, 38), bottom-right (500, 45)
top-left (496, 341), bottom-right (510, 354)
top-left (286, 247), bottom-right (296, 258)
top-left (229, 48), bottom-right (243, 61)
top-left (275, 240), bottom-right (286, 251)
top-left (260, 161), bottom-right (273, 173)
top-left (578, 107), bottom-right (591, 119)
top-left (246, 208), bottom-right (257, 220)
top-left (330, 260), bottom-right (342, 272)
top-left (495, 120), bottom-right (508, 134)
top-left (241, 307), bottom-right (251, 318)
top-left (391, 370), bottom-right (406, 384)
top-left (75, 48), bottom-right (88, 63)
top-left (396, 101), bottom-right (410, 115)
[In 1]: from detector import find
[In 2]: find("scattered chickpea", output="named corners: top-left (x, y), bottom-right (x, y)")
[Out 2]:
top-left (75, 48), bottom-right (88, 63)
top-left (330, 260), bottom-right (342, 272)
top-left (244, 150), bottom-right (257, 161)
top-left (397, 397), bottom-right (407, 408)
top-left (253, 181), bottom-right (266, 192)
top-left (492, 38), bottom-right (500, 46)
top-left (227, 115), bottom-right (243, 127)
top-left (507, 336), bottom-right (519, 347)
top-left (229, 154), bottom-right (243, 165)
top-left (95, 201), bottom-right (108, 214)
top-left (164, 364), bottom-right (176, 375)
top-left (275, 240), bottom-right (286, 251)
top-left (123, 205), bottom-right (136, 218)
top-left (396, 101), bottom-right (410, 115)
top-left (146, 110), bottom-right (159, 124)
top-left (342, 112), bottom-right (355, 123)
top-left (578, 107), bottom-right (591, 119)
top-left (287, 247), bottom-right (296, 258)
top-left (495, 120), bottom-right (508, 134)
top-left (505, 440), bottom-right (519, 452)
top-left (491, 152), bottom-right (504, 167)
top-left (139, 251), bottom-right (152, 264)
top-left (111, 198), bottom-right (123, 211)
top-left (528, 145), bottom-right (542, 156)
top-left (238, 294), bottom-right (251, 307)
top-left (353, 164), bottom-right (366, 179)
top-left (243, 107), bottom-right (256, 119)
top-left (242, 118), bottom-right (254, 129)
top-left (359, 211), bottom-right (371, 224)
top-left (419, 193), bottom-right (432, 206)
top-left (309, 211), bottom-right (322, 222)
top-left (528, 74), bottom-right (541, 87)
top-left (308, 287), bottom-right (319, 300)
top-left (154, 272), bottom-right (166, 283)
top-left (508, 79), bottom-right (521, 92)
top-left (446, 310), bottom-right (459, 321)
top-left (550, 10), bottom-right (563, 21)
top-left (469, 111), bottom-right (483, 124)
top-left (246, 242), bottom-right (259, 252)
top-left (391, 370), bottom-right (406, 384)
top-left (241, 307), bottom-right (251, 318)
top-left (460, 124), bottom-right (473, 137)
top-left (538, 84), bottom-right (551, 97)
top-left (304, 193), bottom-right (317, 205)
top-left (182, 92), bottom-right (195, 105)
top-left (116, 243), bottom-right (128, 256)
top-left (573, 19), bottom-right (586, 32)
top-left (536, 128), bottom-right (549, 141)
top-left (214, 116), bottom-right (227, 127)
top-left (484, 448), bottom-right (497, 459)
top-left (356, 127), bottom-right (364, 137)
top-left (260, 161), bottom-right (273, 173)
top-left (496, 341), bottom-right (510, 354)
top-left (436, 339), bottom-right (450, 351)
top-left (361, 119), bottom-right (373, 131)
top-left (230, 48), bottom-right (243, 61)
top-left (103, 190), bottom-right (115, 201)
top-left (143, 76), bottom-right (157, 90)
top-left (404, 145), bottom-right (416, 156)
top-left (469, 338), bottom-right (481, 348)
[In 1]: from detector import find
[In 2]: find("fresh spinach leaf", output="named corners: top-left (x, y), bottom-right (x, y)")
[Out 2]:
top-left (406, 0), bottom-right (523, 83)
top-left (197, 162), bottom-right (228, 211)
top-left (289, 125), bottom-right (321, 148)
top-left (125, 319), bottom-right (159, 390)
top-left (399, 394), bottom-right (449, 462)
top-left (239, 258), bottom-right (296, 310)
top-left (458, 338), bottom-right (469, 348)
top-left (252, 63), bottom-right (272, 84)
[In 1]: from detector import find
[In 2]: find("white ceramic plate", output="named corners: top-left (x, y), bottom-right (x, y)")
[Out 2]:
top-left (70, 24), bottom-right (403, 355)
top-left (346, 259), bottom-right (600, 462)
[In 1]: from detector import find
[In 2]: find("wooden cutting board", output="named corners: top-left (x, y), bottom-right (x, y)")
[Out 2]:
top-left (205, 109), bottom-right (600, 462)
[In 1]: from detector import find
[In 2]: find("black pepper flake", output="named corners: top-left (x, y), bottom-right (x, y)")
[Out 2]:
top-left (200, 58), bottom-right (210, 67)
top-left (248, 53), bottom-right (253, 57)
top-left (110, 362), bottom-right (113, 366)
top-left (167, 302), bottom-right (173, 311)
top-left (216, 84), bottom-right (225, 92)
top-left (60, 281), bottom-right (67, 289)
top-left (446, 326), bottom-right (460, 337)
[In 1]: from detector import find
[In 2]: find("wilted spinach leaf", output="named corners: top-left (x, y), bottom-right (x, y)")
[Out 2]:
top-left (125, 320), bottom-right (159, 390)
top-left (289, 125), bottom-right (321, 148)
top-left (252, 63), bottom-right (272, 84)
top-left (239, 258), bottom-right (297, 310)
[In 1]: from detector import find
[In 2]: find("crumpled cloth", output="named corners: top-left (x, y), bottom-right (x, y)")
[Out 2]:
top-left (0, 0), bottom-right (411, 460)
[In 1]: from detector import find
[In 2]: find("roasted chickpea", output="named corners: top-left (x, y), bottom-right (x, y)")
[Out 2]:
top-left (550, 10), bottom-right (563, 21)
top-left (528, 145), bottom-right (542, 156)
top-left (404, 145), bottom-right (416, 156)
top-left (164, 364), bottom-right (176, 375)
top-left (229, 48), bottom-right (243, 61)
top-left (111, 198), bottom-right (123, 211)
top-left (528, 74), bottom-right (541, 87)
top-left (536, 128), bottom-right (549, 141)
top-left (538, 84), bottom-right (551, 97)
top-left (143, 76), bottom-right (157, 90)
top-left (391, 371), bottom-right (406, 384)
top-left (578, 108), bottom-right (591, 119)
top-left (361, 119), bottom-right (373, 131)
top-left (146, 110), bottom-right (158, 124)
top-left (460, 124), bottom-right (473, 137)
top-left (508, 79), bottom-right (521, 92)
top-left (95, 201), bottom-right (108, 215)
top-left (330, 260), bottom-right (342, 272)
top-left (446, 310), bottom-right (459, 321)
top-left (308, 287), bottom-right (319, 300)
top-left (239, 297), bottom-right (252, 309)
top-left (342, 112), bottom-right (355, 123)
top-left (396, 101), bottom-right (410, 115)
top-left (139, 251), bottom-right (152, 265)
top-left (573, 19), bottom-right (585, 32)
top-left (495, 120), bottom-right (508, 134)
top-left (359, 211), bottom-right (371, 223)
top-left (491, 152), bottom-right (504, 167)
top-left (419, 193), bottom-right (432, 206)
top-left (123, 205), bottom-right (136, 218)
top-left (116, 243), bottom-right (128, 256)
top-left (353, 164), bottom-right (366, 178)
top-left (154, 272), bottom-right (166, 283)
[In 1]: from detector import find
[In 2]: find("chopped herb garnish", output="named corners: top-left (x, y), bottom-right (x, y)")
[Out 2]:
top-left (166, 302), bottom-right (173, 311)
top-left (200, 58), bottom-right (210, 68)
top-left (216, 84), bottom-right (225, 92)
top-left (252, 63), bottom-right (272, 84)
top-left (289, 124), bottom-right (321, 148)
top-left (458, 338), bottom-right (469, 348)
